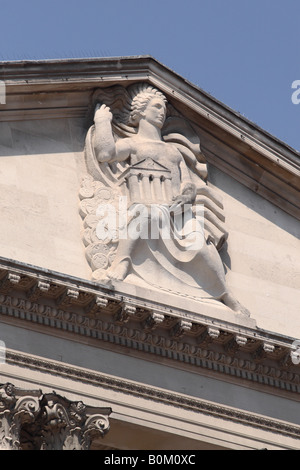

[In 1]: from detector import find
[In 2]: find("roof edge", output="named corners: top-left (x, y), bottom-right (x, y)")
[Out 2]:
top-left (1, 55), bottom-right (298, 158)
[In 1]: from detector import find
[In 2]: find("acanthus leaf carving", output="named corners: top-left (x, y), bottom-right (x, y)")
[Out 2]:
top-left (0, 384), bottom-right (42, 450)
top-left (81, 413), bottom-right (111, 450)
top-left (0, 384), bottom-right (111, 451)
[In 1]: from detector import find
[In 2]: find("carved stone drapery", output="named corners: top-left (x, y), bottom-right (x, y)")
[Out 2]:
top-left (0, 383), bottom-right (111, 450)
top-left (80, 82), bottom-right (250, 317)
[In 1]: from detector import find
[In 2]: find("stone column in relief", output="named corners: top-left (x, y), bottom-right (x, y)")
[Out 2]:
top-left (151, 175), bottom-right (161, 202)
top-left (162, 175), bottom-right (173, 202)
top-left (126, 173), bottom-right (140, 204)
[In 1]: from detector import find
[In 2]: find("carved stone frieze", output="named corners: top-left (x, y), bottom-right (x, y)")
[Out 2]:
top-left (3, 358), bottom-right (300, 443)
top-left (114, 301), bottom-right (144, 324)
top-left (197, 326), bottom-right (220, 347)
top-left (57, 289), bottom-right (80, 308)
top-left (0, 262), bottom-right (299, 393)
top-left (0, 273), bottom-right (21, 294)
top-left (224, 335), bottom-right (248, 354)
top-left (26, 281), bottom-right (51, 302)
top-left (171, 320), bottom-right (193, 339)
top-left (143, 312), bottom-right (165, 331)
top-left (0, 383), bottom-right (111, 450)
top-left (252, 342), bottom-right (276, 362)
top-left (85, 295), bottom-right (109, 316)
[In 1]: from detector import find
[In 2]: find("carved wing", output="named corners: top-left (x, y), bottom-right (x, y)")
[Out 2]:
top-left (80, 85), bottom-right (142, 279)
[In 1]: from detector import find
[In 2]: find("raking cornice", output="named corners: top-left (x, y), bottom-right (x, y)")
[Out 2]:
top-left (0, 56), bottom-right (299, 221)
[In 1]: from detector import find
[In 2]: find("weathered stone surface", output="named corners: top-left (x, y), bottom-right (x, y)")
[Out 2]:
top-left (81, 83), bottom-right (251, 317)
top-left (0, 57), bottom-right (300, 451)
top-left (0, 61), bottom-right (299, 335)
top-left (0, 383), bottom-right (111, 450)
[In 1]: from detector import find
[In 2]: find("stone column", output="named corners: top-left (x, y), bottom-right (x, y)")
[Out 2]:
top-left (0, 383), bottom-right (41, 450)
top-left (0, 383), bottom-right (111, 450)
top-left (39, 393), bottom-right (111, 450)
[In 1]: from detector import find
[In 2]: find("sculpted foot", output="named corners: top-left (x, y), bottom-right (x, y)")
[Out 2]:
top-left (222, 292), bottom-right (250, 317)
top-left (108, 259), bottom-right (130, 282)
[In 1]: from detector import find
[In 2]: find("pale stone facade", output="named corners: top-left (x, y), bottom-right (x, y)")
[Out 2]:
top-left (0, 57), bottom-right (299, 450)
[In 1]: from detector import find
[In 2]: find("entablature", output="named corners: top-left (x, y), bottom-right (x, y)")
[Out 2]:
top-left (0, 256), bottom-right (299, 396)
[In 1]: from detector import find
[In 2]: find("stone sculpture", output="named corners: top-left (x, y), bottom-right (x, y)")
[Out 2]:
top-left (80, 83), bottom-right (249, 316)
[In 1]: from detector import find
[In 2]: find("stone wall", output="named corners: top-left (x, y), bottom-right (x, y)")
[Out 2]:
top-left (0, 116), bottom-right (299, 337)
top-left (0, 117), bottom-right (89, 278)
top-left (208, 165), bottom-right (300, 336)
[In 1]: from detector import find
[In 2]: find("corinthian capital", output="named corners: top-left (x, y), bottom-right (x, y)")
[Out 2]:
top-left (0, 383), bottom-right (42, 450)
top-left (0, 383), bottom-right (111, 450)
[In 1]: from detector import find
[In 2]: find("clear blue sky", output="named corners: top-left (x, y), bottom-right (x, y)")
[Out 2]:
top-left (0, 0), bottom-right (299, 151)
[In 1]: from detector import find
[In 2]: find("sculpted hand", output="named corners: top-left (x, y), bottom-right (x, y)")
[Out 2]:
top-left (94, 103), bottom-right (113, 123)
top-left (170, 195), bottom-right (194, 214)
top-left (169, 183), bottom-right (197, 213)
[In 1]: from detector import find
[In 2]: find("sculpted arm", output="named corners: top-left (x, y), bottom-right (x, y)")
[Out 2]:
top-left (171, 157), bottom-right (197, 209)
top-left (93, 104), bottom-right (131, 163)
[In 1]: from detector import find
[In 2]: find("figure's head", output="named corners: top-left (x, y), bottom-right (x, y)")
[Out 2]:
top-left (129, 84), bottom-right (167, 128)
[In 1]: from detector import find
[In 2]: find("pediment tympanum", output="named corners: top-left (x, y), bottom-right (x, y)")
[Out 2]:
top-left (79, 82), bottom-right (250, 317)
top-left (1, 57), bottom-right (299, 331)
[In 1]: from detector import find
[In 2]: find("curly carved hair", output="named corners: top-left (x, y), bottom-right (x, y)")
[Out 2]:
top-left (127, 83), bottom-right (167, 126)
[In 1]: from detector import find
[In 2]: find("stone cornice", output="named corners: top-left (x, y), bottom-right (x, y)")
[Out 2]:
top-left (5, 350), bottom-right (300, 441)
top-left (0, 256), bottom-right (299, 394)
top-left (0, 56), bottom-right (299, 221)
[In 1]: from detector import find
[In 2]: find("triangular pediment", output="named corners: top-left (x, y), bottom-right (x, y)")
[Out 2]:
top-left (1, 56), bottom-right (300, 453)
top-left (0, 56), bottom-right (299, 221)
top-left (131, 158), bottom-right (170, 172)
top-left (0, 55), bottom-right (299, 339)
